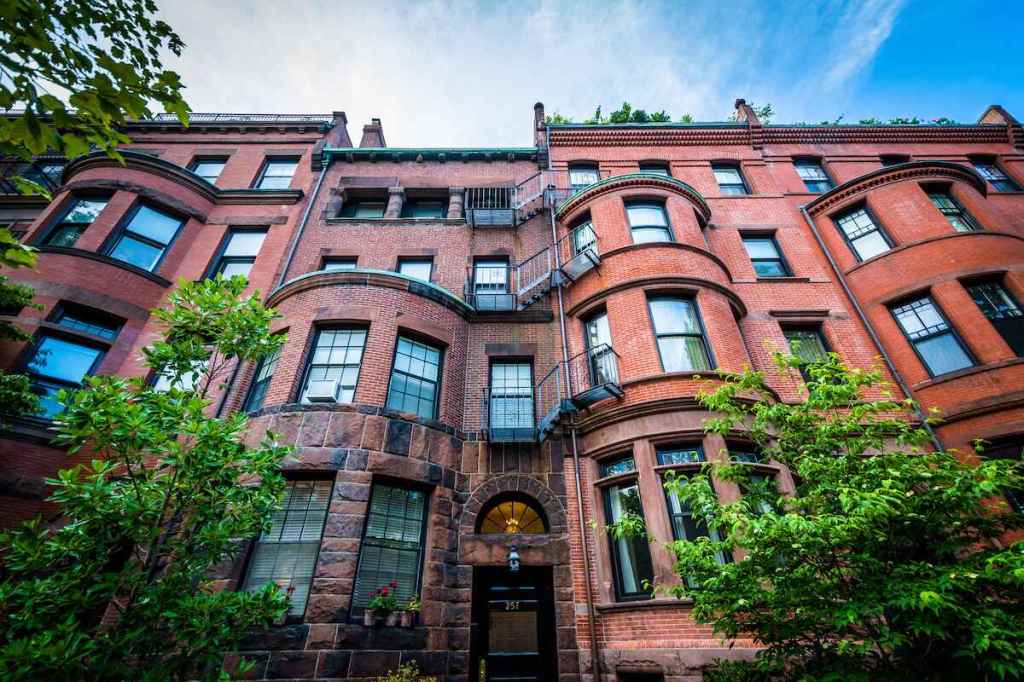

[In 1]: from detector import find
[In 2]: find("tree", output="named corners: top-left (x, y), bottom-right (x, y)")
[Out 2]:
top-left (657, 352), bottom-right (1024, 680)
top-left (0, 228), bottom-right (41, 423)
top-left (0, 277), bottom-right (293, 681)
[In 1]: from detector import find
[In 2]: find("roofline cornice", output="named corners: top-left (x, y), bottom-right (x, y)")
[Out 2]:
top-left (324, 147), bottom-right (539, 162)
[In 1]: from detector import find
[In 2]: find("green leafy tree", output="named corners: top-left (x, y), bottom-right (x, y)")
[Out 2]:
top-left (608, 102), bottom-right (633, 124)
top-left (0, 228), bottom-right (41, 422)
top-left (659, 353), bottom-right (1024, 680)
top-left (649, 110), bottom-right (672, 123)
top-left (678, 113), bottom-right (695, 124)
top-left (545, 112), bottom-right (572, 124)
top-left (0, 277), bottom-right (293, 681)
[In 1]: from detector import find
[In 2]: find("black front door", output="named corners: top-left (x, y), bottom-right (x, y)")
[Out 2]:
top-left (472, 566), bottom-right (557, 681)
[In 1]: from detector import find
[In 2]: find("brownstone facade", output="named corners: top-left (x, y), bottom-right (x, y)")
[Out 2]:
top-left (1, 100), bottom-right (1022, 681)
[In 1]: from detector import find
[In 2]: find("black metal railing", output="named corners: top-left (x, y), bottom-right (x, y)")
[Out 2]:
top-left (554, 222), bottom-right (600, 283)
top-left (483, 387), bottom-right (537, 442)
top-left (145, 112), bottom-right (334, 124)
top-left (535, 344), bottom-right (623, 441)
top-left (465, 264), bottom-right (516, 311)
top-left (465, 186), bottom-right (515, 227)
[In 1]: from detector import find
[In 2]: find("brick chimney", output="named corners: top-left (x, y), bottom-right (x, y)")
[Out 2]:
top-left (733, 98), bottom-right (761, 126)
top-left (325, 111), bottom-right (352, 147)
top-left (534, 102), bottom-right (546, 147)
top-left (359, 118), bottom-right (386, 148)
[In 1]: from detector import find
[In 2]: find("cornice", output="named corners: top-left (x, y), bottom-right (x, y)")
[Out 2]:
top-left (805, 161), bottom-right (988, 216)
top-left (324, 147), bottom-right (538, 163)
top-left (763, 124), bottom-right (1009, 145)
top-left (556, 172), bottom-right (711, 223)
top-left (63, 151), bottom-right (304, 206)
top-left (549, 126), bottom-right (750, 148)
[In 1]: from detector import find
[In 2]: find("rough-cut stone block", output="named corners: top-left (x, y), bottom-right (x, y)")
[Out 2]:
top-left (266, 650), bottom-right (317, 678)
top-left (325, 411), bottom-right (365, 448)
top-left (384, 418), bottom-right (412, 455)
top-left (361, 415), bottom-right (386, 450)
top-left (317, 650), bottom-right (352, 678)
top-left (304, 593), bottom-right (348, 622)
top-left (297, 411), bottom-right (330, 446)
top-left (305, 623), bottom-right (337, 650)
top-left (409, 424), bottom-right (428, 459)
top-left (239, 624), bottom-right (308, 651)
top-left (349, 650), bottom-right (400, 677)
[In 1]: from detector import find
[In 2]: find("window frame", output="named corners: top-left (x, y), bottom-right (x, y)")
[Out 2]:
top-left (36, 194), bottom-right (110, 248)
top-left (625, 200), bottom-right (673, 244)
top-left (741, 233), bottom-right (792, 278)
top-left (599, 466), bottom-right (655, 601)
top-left (297, 325), bottom-right (368, 404)
top-left (793, 158), bottom-right (834, 193)
top-left (568, 162), bottom-right (600, 193)
top-left (400, 196), bottom-right (449, 220)
top-left (782, 326), bottom-right (831, 379)
top-left (966, 278), bottom-right (1024, 357)
top-left (972, 158), bottom-right (1021, 193)
top-left (100, 200), bottom-right (186, 273)
top-left (831, 203), bottom-right (893, 262)
top-left (187, 155), bottom-right (229, 184)
top-left (349, 480), bottom-right (431, 618)
top-left (638, 161), bottom-right (671, 177)
top-left (207, 226), bottom-right (268, 280)
top-left (338, 196), bottom-right (387, 219)
top-left (925, 186), bottom-right (980, 232)
top-left (487, 358), bottom-right (535, 439)
top-left (711, 162), bottom-right (749, 196)
top-left (252, 156), bottom-right (300, 190)
top-left (396, 257), bottom-right (434, 282)
top-left (321, 256), bottom-right (358, 271)
top-left (646, 294), bottom-right (715, 373)
top-left (890, 295), bottom-right (976, 378)
top-left (385, 333), bottom-right (444, 420)
top-left (243, 343), bottom-right (282, 413)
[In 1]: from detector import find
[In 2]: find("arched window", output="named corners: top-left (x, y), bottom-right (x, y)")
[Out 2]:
top-left (477, 494), bottom-right (548, 534)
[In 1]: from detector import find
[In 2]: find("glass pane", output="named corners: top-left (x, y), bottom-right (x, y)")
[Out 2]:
top-left (626, 204), bottom-right (667, 227)
top-left (353, 484), bottom-right (427, 608)
top-left (109, 235), bottom-right (163, 271)
top-left (606, 483), bottom-right (653, 596)
top-left (224, 230), bottom-right (267, 257)
top-left (713, 166), bottom-right (743, 185)
top-left (398, 259), bottom-right (432, 281)
top-left (753, 260), bottom-right (788, 277)
top-left (264, 160), bottom-right (298, 177)
top-left (851, 231), bottom-right (890, 260)
top-left (219, 260), bottom-right (253, 279)
top-left (600, 455), bottom-right (636, 478)
top-left (649, 298), bottom-right (700, 334)
top-left (917, 333), bottom-right (974, 375)
top-left (784, 329), bottom-right (828, 363)
top-left (56, 310), bottom-right (119, 340)
top-left (44, 225), bottom-right (85, 247)
top-left (631, 226), bottom-right (671, 244)
top-left (402, 201), bottom-right (446, 219)
top-left (585, 312), bottom-right (612, 349)
top-left (639, 164), bottom-right (670, 176)
top-left (656, 445), bottom-right (704, 465)
top-left (65, 198), bottom-right (107, 224)
top-left (257, 175), bottom-right (291, 189)
top-left (479, 499), bottom-right (547, 534)
top-left (657, 336), bottom-right (711, 371)
top-left (126, 205), bottom-right (182, 245)
top-left (28, 336), bottom-right (101, 383)
top-left (569, 166), bottom-right (599, 188)
top-left (301, 327), bottom-right (366, 403)
top-left (323, 259), bottom-right (357, 271)
top-left (192, 161), bottom-right (225, 181)
top-left (742, 238), bottom-right (780, 260)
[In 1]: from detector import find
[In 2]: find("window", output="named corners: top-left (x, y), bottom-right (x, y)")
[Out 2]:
top-left (472, 258), bottom-right (510, 311)
top-left (880, 155), bottom-right (910, 167)
top-left (339, 198), bottom-right (386, 219)
top-left (891, 296), bottom-right (974, 376)
top-left (729, 446), bottom-right (776, 515)
top-left (648, 296), bottom-right (712, 372)
top-left (783, 328), bottom-right (830, 376)
top-left (242, 479), bottom-right (331, 616)
top-left (300, 327), bottom-right (366, 403)
top-left (626, 201), bottom-right (672, 243)
top-left (834, 206), bottom-right (891, 261)
top-left (105, 203), bottom-right (184, 272)
top-left (254, 157), bottom-right (299, 190)
top-left (386, 336), bottom-right (442, 419)
top-left (712, 163), bottom-right (748, 195)
top-left (663, 478), bottom-right (731, 568)
top-left (352, 483), bottom-right (428, 611)
top-left (742, 235), bottom-right (791, 277)
top-left (980, 440), bottom-right (1023, 514)
top-left (655, 444), bottom-right (705, 465)
top-left (21, 161), bottom-right (64, 189)
top-left (569, 218), bottom-right (598, 257)
top-left (794, 160), bottom-right (833, 193)
top-left (188, 157), bottom-right (227, 183)
top-left (478, 495), bottom-right (548, 534)
top-left (24, 308), bottom-right (121, 418)
top-left (244, 345), bottom-right (281, 413)
top-left (638, 162), bottom-right (670, 176)
top-left (584, 310), bottom-right (618, 386)
top-left (42, 197), bottom-right (108, 247)
top-left (973, 160), bottom-right (1020, 192)
top-left (489, 362), bottom-right (534, 440)
top-left (152, 360), bottom-right (207, 393)
top-left (322, 257), bottom-right (357, 271)
top-left (212, 228), bottom-right (267, 279)
top-left (967, 280), bottom-right (1024, 356)
top-left (397, 257), bottom-right (433, 282)
top-left (927, 190), bottom-right (978, 232)
top-left (569, 164), bottom-right (599, 193)
top-left (600, 454), bottom-right (636, 478)
top-left (603, 478), bottom-right (654, 600)
top-left (401, 198), bottom-right (447, 219)
top-left (729, 446), bottom-right (765, 464)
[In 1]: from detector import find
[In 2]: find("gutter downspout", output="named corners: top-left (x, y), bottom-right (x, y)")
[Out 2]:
top-left (799, 206), bottom-right (943, 451)
top-left (546, 124), bottom-right (603, 681)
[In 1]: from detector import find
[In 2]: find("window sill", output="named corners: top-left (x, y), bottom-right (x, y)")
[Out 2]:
top-left (754, 276), bottom-right (811, 283)
top-left (911, 357), bottom-right (1024, 390)
top-left (595, 597), bottom-right (693, 613)
top-left (324, 217), bottom-right (466, 226)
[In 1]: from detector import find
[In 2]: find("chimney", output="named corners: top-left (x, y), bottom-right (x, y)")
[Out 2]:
top-left (325, 111), bottom-right (352, 147)
top-left (733, 98), bottom-right (761, 126)
top-left (534, 102), bottom-right (546, 147)
top-left (359, 118), bottom-right (386, 148)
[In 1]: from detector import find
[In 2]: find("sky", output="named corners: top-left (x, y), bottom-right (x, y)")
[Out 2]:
top-left (155, 0), bottom-right (1024, 148)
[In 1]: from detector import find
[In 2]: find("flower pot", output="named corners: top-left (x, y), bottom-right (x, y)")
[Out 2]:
top-left (400, 610), bottom-right (415, 628)
top-left (363, 609), bottom-right (376, 627)
top-left (385, 611), bottom-right (399, 627)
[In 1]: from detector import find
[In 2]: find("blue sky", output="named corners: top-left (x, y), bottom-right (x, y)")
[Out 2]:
top-left (155, 0), bottom-right (1023, 147)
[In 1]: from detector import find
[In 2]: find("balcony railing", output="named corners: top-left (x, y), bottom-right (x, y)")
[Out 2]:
top-left (465, 171), bottom-right (549, 228)
top-left (536, 344), bottom-right (623, 442)
top-left (465, 264), bottom-right (516, 312)
top-left (482, 388), bottom-right (537, 442)
top-left (553, 222), bottom-right (600, 284)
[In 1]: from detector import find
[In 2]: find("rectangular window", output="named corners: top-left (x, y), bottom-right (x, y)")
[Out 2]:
top-left (401, 199), bottom-right (447, 219)
top-left (473, 258), bottom-right (510, 311)
top-left (663, 479), bottom-right (731, 567)
top-left (794, 160), bottom-right (834, 193)
top-left (301, 327), bottom-right (366, 403)
top-left (26, 337), bottom-right (103, 418)
top-left (188, 157), bottom-right (227, 183)
top-left (742, 235), bottom-right (791, 277)
top-left (599, 454), bottom-right (636, 478)
top-left (880, 155), bottom-right (910, 167)
top-left (648, 296), bottom-right (712, 372)
top-left (584, 310), bottom-right (618, 386)
top-left (783, 328), bottom-right (830, 374)
top-left (834, 206), bottom-right (891, 261)
top-left (973, 161), bottom-right (1020, 192)
top-left (638, 162), bottom-right (670, 176)
top-left (105, 203), bottom-right (184, 272)
top-left (891, 296), bottom-right (974, 376)
top-left (655, 444), bottom-right (705, 465)
top-left (569, 164), bottom-right (599, 193)
top-left (339, 199), bottom-right (387, 219)
top-left (928, 190), bottom-right (978, 232)
top-left (42, 197), bottom-right (108, 248)
top-left (244, 346), bottom-right (281, 413)
top-left (242, 479), bottom-right (331, 616)
top-left (968, 281), bottom-right (1024, 356)
top-left (603, 481), bottom-right (654, 599)
top-left (213, 228), bottom-right (267, 279)
top-left (352, 483), bottom-right (428, 611)
top-left (254, 157), bottom-right (299, 190)
top-left (397, 257), bottom-right (433, 282)
top-left (626, 201), bottom-right (672, 243)
top-left (54, 305), bottom-right (121, 341)
top-left (569, 220), bottom-right (598, 257)
top-left (729, 446), bottom-right (765, 464)
top-left (322, 257), bottom-right (357, 271)
top-left (489, 362), bottom-right (534, 438)
top-left (386, 336), bottom-right (442, 419)
top-left (712, 163), bottom-right (748, 195)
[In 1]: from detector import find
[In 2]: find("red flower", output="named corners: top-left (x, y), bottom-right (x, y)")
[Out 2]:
top-left (380, 587), bottom-right (389, 596)
top-left (390, 580), bottom-right (398, 588)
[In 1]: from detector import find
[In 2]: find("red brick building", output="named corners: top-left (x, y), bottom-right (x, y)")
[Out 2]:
top-left (0, 99), bottom-right (1022, 681)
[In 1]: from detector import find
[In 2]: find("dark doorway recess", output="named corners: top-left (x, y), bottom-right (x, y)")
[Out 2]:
top-left (471, 565), bottom-right (557, 681)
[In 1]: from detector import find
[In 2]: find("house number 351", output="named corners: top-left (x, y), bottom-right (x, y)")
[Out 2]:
top-left (505, 600), bottom-right (520, 611)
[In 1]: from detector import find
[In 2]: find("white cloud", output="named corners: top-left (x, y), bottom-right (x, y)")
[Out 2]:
top-left (154, 0), bottom-right (906, 146)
